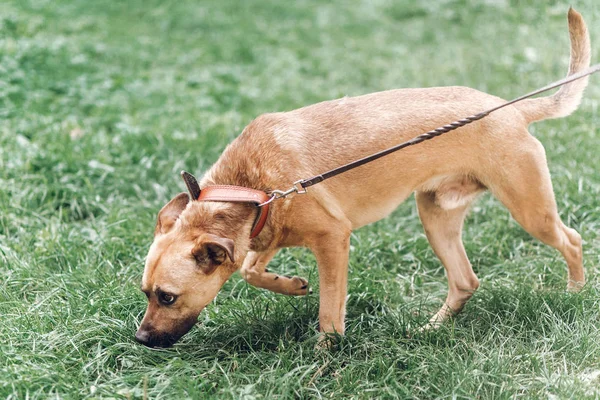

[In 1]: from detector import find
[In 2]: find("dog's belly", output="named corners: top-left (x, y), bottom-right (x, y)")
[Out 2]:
top-left (346, 189), bottom-right (413, 228)
top-left (322, 169), bottom-right (486, 229)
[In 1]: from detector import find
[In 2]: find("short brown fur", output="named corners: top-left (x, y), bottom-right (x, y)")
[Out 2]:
top-left (137, 9), bottom-right (590, 347)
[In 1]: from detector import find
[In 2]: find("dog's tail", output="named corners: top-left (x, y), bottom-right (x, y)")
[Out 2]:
top-left (515, 8), bottom-right (591, 124)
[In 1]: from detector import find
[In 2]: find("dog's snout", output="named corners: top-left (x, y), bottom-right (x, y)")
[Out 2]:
top-left (135, 329), bottom-right (151, 346)
top-left (135, 326), bottom-right (179, 348)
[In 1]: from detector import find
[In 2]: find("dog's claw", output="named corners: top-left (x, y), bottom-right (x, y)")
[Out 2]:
top-left (284, 276), bottom-right (309, 296)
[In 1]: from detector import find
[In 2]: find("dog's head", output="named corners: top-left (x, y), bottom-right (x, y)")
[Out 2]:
top-left (136, 174), bottom-right (255, 347)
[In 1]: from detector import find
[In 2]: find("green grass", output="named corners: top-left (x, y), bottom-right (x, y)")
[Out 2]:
top-left (2, 0), bottom-right (600, 398)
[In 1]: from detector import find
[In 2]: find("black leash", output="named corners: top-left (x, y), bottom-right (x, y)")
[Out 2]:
top-left (261, 64), bottom-right (600, 206)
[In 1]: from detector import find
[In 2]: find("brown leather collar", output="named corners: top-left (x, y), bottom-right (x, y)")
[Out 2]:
top-left (197, 185), bottom-right (271, 239)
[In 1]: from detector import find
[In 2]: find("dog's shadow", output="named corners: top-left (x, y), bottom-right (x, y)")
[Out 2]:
top-left (175, 294), bottom-right (321, 357)
top-left (166, 284), bottom-right (593, 361)
top-left (172, 291), bottom-right (424, 359)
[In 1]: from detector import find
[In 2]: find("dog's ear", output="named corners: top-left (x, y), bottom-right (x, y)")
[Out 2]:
top-left (155, 193), bottom-right (189, 236)
top-left (181, 170), bottom-right (201, 201)
top-left (191, 234), bottom-right (235, 274)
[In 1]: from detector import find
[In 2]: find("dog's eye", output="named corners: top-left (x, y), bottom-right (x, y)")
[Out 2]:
top-left (158, 292), bottom-right (177, 306)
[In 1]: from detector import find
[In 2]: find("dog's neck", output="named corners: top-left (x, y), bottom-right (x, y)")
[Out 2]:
top-left (201, 120), bottom-right (292, 190)
top-left (196, 122), bottom-right (295, 251)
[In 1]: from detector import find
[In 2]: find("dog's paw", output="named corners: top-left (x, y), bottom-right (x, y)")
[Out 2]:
top-left (314, 332), bottom-right (340, 352)
top-left (418, 321), bottom-right (442, 333)
top-left (282, 276), bottom-right (311, 296)
top-left (417, 311), bottom-right (449, 333)
top-left (567, 280), bottom-right (585, 293)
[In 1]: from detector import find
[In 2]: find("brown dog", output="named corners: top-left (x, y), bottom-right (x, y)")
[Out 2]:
top-left (136, 9), bottom-right (590, 347)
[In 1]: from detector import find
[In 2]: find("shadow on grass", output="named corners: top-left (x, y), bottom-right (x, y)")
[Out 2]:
top-left (169, 292), bottom-right (427, 359)
top-left (130, 283), bottom-right (598, 369)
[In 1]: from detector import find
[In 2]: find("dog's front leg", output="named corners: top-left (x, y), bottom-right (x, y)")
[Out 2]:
top-left (241, 250), bottom-right (310, 295)
top-left (310, 230), bottom-right (351, 336)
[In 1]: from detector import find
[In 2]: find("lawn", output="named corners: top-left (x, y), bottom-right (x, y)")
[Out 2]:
top-left (1, 0), bottom-right (600, 398)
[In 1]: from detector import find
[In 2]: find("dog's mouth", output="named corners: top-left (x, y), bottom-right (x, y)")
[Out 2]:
top-left (135, 329), bottom-right (180, 348)
top-left (135, 315), bottom-right (199, 348)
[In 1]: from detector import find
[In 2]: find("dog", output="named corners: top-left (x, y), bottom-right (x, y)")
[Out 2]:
top-left (136, 9), bottom-right (590, 347)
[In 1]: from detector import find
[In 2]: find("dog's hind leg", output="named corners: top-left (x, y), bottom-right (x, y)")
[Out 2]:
top-left (416, 190), bottom-right (480, 328)
top-left (241, 249), bottom-right (311, 295)
top-left (489, 136), bottom-right (584, 291)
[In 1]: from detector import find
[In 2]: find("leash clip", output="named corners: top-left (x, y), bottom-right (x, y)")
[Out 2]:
top-left (258, 180), bottom-right (307, 207)
top-left (293, 179), bottom-right (307, 194)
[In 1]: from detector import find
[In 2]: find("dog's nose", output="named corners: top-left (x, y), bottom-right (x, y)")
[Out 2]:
top-left (135, 329), bottom-right (151, 346)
